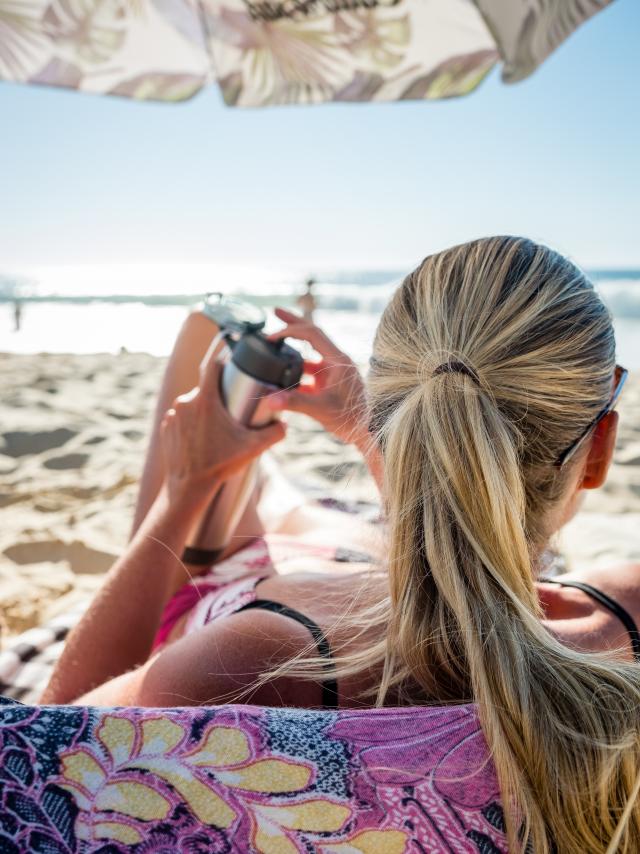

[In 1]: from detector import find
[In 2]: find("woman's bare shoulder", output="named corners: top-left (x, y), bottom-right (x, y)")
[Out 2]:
top-left (560, 563), bottom-right (640, 613)
top-left (538, 564), bottom-right (640, 660)
top-left (76, 608), bottom-right (324, 708)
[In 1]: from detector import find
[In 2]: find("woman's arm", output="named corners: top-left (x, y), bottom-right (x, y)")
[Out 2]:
top-left (130, 310), bottom-right (225, 538)
top-left (41, 485), bottom-right (217, 704)
top-left (42, 357), bottom-right (285, 705)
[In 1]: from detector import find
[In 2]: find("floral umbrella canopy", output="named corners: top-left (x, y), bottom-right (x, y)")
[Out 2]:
top-left (0, 0), bottom-right (613, 107)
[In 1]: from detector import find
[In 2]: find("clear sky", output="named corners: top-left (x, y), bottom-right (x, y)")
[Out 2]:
top-left (1, 0), bottom-right (638, 274)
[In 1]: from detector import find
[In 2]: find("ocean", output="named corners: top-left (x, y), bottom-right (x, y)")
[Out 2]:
top-left (1, 265), bottom-right (640, 369)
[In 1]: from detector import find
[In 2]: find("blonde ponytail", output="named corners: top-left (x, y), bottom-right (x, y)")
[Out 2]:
top-left (368, 237), bottom-right (640, 852)
top-left (262, 236), bottom-right (640, 851)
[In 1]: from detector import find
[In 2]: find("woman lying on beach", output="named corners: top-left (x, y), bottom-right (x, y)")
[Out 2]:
top-left (43, 236), bottom-right (640, 851)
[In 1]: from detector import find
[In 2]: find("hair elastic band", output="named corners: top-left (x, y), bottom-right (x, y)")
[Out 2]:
top-left (432, 361), bottom-right (480, 385)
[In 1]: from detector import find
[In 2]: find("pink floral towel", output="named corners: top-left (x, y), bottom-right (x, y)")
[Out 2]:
top-left (0, 697), bottom-right (506, 852)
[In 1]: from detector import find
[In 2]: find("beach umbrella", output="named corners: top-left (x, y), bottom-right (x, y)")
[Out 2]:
top-left (0, 0), bottom-right (614, 107)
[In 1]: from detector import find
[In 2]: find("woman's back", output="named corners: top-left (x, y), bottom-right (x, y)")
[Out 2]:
top-left (152, 526), bottom-right (640, 709)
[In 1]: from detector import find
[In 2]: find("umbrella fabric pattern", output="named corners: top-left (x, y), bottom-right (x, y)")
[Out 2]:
top-left (0, 0), bottom-right (614, 106)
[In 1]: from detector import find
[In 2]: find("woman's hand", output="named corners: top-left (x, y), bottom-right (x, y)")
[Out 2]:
top-left (267, 308), bottom-right (368, 447)
top-left (161, 357), bottom-right (286, 507)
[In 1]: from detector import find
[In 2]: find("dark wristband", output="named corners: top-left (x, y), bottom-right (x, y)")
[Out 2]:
top-left (181, 546), bottom-right (223, 565)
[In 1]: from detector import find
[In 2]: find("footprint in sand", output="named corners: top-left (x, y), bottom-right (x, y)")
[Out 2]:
top-left (616, 445), bottom-right (640, 466)
top-left (1, 427), bottom-right (77, 458)
top-left (122, 429), bottom-right (144, 440)
top-left (0, 491), bottom-right (25, 508)
top-left (83, 435), bottom-right (107, 445)
top-left (43, 452), bottom-right (89, 470)
top-left (4, 540), bottom-right (116, 574)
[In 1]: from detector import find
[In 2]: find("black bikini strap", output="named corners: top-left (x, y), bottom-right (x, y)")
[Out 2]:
top-left (543, 578), bottom-right (640, 661)
top-left (235, 598), bottom-right (339, 710)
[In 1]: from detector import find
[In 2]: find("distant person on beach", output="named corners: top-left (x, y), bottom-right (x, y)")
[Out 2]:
top-left (296, 276), bottom-right (316, 322)
top-left (12, 299), bottom-right (22, 332)
top-left (44, 237), bottom-right (640, 851)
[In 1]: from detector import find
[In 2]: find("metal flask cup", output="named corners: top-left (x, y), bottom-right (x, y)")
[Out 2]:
top-left (185, 295), bottom-right (303, 561)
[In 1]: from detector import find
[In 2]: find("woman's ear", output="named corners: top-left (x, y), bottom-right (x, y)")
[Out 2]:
top-left (581, 410), bottom-right (619, 490)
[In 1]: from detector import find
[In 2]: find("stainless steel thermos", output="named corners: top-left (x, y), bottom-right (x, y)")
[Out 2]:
top-left (184, 294), bottom-right (303, 562)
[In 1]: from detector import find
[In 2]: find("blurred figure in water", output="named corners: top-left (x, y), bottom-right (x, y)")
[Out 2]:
top-left (296, 277), bottom-right (317, 322)
top-left (13, 300), bottom-right (23, 332)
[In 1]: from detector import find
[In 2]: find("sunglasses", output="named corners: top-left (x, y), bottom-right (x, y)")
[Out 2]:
top-left (554, 365), bottom-right (628, 468)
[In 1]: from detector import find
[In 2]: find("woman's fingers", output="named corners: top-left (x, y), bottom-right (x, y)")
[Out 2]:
top-left (160, 410), bottom-right (181, 476)
top-left (262, 390), bottom-right (292, 412)
top-left (269, 309), bottom-right (343, 359)
top-left (274, 307), bottom-right (301, 323)
top-left (198, 354), bottom-right (224, 401)
top-left (232, 418), bottom-right (287, 460)
top-left (268, 325), bottom-right (333, 357)
top-left (251, 418), bottom-right (287, 450)
top-left (202, 419), bottom-right (287, 480)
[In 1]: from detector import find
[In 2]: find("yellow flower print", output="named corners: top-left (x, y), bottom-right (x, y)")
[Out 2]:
top-left (320, 828), bottom-right (408, 852)
top-left (56, 712), bottom-right (360, 852)
top-left (251, 799), bottom-right (352, 853)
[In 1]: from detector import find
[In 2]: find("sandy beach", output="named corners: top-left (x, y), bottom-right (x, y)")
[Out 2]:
top-left (0, 351), bottom-right (638, 646)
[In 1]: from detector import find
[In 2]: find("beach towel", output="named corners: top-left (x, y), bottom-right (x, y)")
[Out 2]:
top-left (0, 697), bottom-right (507, 852)
top-left (0, 603), bottom-right (89, 705)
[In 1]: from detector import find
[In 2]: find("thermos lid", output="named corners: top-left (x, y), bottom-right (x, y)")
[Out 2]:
top-left (202, 293), bottom-right (266, 333)
top-left (231, 334), bottom-right (303, 389)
